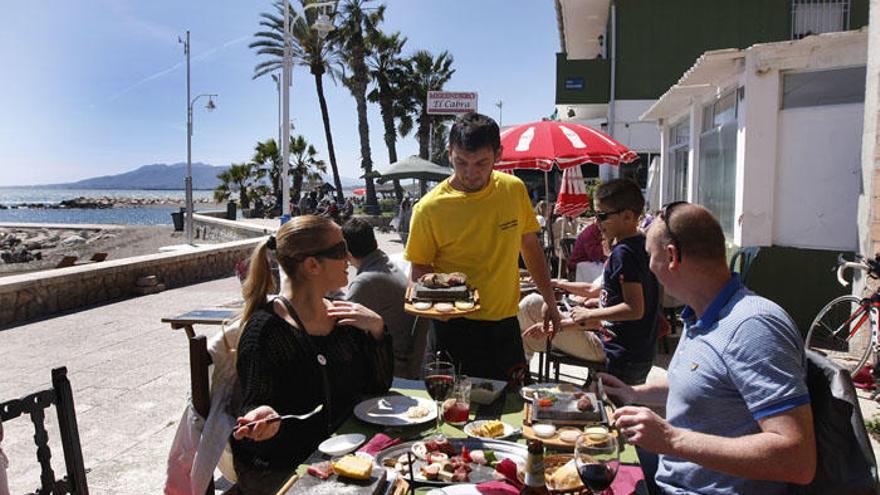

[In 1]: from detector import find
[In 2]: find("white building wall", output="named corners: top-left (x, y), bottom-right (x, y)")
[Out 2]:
top-left (775, 104), bottom-right (864, 250)
top-left (611, 100), bottom-right (661, 152)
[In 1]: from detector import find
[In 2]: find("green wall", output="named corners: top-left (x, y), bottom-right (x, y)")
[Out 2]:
top-left (556, 55), bottom-right (610, 104)
top-left (615, 0), bottom-right (790, 99)
top-left (557, 0), bottom-right (870, 104)
top-left (736, 246), bottom-right (854, 336)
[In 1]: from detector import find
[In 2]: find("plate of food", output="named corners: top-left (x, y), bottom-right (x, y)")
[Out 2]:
top-left (463, 420), bottom-right (518, 440)
top-left (353, 395), bottom-right (437, 427)
top-left (376, 437), bottom-right (527, 487)
top-left (530, 391), bottom-right (604, 425)
top-left (520, 382), bottom-right (579, 401)
top-left (292, 454), bottom-right (388, 495)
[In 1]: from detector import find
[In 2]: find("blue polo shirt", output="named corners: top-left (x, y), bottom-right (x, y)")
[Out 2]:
top-left (655, 274), bottom-right (810, 495)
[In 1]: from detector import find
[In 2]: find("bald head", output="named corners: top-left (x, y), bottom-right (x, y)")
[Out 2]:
top-left (651, 204), bottom-right (726, 262)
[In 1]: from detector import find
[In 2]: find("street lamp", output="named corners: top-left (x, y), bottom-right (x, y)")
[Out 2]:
top-left (280, 0), bottom-right (337, 219)
top-left (180, 30), bottom-right (218, 246)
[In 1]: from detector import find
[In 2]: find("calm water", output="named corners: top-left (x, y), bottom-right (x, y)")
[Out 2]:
top-left (0, 187), bottom-right (216, 225)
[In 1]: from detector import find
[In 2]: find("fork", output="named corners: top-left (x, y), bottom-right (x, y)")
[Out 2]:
top-left (233, 404), bottom-right (324, 434)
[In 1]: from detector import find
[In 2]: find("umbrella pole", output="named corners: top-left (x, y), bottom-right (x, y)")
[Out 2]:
top-left (544, 171), bottom-right (555, 273)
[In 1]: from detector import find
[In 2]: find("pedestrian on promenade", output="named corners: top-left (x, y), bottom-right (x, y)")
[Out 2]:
top-left (405, 112), bottom-right (561, 383)
top-left (231, 215), bottom-right (393, 493)
top-left (604, 203), bottom-right (815, 493)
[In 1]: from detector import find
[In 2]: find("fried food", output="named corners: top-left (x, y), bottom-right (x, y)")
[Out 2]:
top-left (332, 455), bottom-right (373, 480)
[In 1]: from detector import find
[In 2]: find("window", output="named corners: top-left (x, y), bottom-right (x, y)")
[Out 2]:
top-left (698, 90), bottom-right (740, 237)
top-left (666, 118), bottom-right (689, 202)
top-left (782, 67), bottom-right (866, 108)
top-left (791, 0), bottom-right (850, 39)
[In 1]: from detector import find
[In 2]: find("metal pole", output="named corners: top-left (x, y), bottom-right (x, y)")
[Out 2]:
top-left (281, 0), bottom-right (291, 217)
top-left (185, 30), bottom-right (194, 246)
top-left (603, 1), bottom-right (617, 182)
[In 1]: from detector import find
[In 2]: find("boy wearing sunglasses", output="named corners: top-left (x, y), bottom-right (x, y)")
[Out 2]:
top-left (571, 179), bottom-right (659, 385)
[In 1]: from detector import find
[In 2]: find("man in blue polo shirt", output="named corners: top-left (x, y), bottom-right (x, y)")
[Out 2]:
top-left (602, 203), bottom-right (816, 494)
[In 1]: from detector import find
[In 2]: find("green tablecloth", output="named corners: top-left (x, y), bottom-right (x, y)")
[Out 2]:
top-left (294, 379), bottom-right (640, 489)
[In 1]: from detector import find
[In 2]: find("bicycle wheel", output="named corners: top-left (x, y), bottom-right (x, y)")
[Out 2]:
top-left (805, 295), bottom-right (872, 375)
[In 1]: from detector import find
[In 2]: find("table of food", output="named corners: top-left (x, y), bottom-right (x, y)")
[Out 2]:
top-left (278, 376), bottom-right (647, 495)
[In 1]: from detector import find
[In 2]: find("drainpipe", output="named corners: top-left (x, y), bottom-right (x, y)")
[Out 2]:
top-left (603, 0), bottom-right (618, 181)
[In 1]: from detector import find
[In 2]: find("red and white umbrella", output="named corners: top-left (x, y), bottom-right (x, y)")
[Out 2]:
top-left (497, 120), bottom-right (637, 171)
top-left (555, 166), bottom-right (590, 218)
top-left (352, 187), bottom-right (366, 196)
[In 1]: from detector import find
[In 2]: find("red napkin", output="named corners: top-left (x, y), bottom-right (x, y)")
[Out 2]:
top-left (357, 433), bottom-right (400, 456)
top-left (476, 480), bottom-right (520, 495)
top-left (611, 464), bottom-right (646, 495)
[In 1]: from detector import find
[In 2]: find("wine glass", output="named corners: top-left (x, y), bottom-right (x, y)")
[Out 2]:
top-left (423, 357), bottom-right (455, 439)
top-left (574, 429), bottom-right (620, 494)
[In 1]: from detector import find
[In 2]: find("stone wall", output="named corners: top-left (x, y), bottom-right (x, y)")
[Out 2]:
top-left (192, 214), bottom-right (273, 242)
top-left (0, 238), bottom-right (262, 327)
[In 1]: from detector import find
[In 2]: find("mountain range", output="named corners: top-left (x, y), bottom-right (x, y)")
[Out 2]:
top-left (41, 162), bottom-right (361, 190)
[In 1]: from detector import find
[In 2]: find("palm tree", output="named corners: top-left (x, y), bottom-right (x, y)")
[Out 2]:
top-left (290, 134), bottom-right (326, 203)
top-left (249, 1), bottom-right (345, 205)
top-left (251, 138), bottom-right (283, 210)
top-left (214, 162), bottom-right (256, 209)
top-left (333, 0), bottom-right (384, 213)
top-left (367, 29), bottom-right (414, 202)
top-left (407, 49), bottom-right (455, 160)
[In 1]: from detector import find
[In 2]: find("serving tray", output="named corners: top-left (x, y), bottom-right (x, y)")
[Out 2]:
top-left (404, 287), bottom-right (481, 319)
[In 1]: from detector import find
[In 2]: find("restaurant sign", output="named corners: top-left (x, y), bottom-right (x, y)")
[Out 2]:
top-left (427, 91), bottom-right (478, 115)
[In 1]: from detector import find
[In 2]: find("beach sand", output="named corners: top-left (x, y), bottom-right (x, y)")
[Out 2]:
top-left (0, 225), bottom-right (202, 277)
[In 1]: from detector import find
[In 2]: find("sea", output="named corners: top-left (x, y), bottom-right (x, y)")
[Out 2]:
top-left (0, 187), bottom-right (217, 225)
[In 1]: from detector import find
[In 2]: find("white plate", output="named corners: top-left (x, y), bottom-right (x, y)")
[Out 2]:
top-left (317, 433), bottom-right (365, 456)
top-left (520, 382), bottom-right (578, 400)
top-left (353, 395), bottom-right (437, 426)
top-left (463, 420), bottom-right (517, 440)
top-left (426, 485), bottom-right (479, 495)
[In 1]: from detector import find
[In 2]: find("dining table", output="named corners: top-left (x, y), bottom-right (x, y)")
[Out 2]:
top-left (277, 378), bottom-right (647, 495)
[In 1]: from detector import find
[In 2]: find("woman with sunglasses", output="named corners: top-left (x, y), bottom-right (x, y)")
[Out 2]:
top-left (230, 215), bottom-right (393, 494)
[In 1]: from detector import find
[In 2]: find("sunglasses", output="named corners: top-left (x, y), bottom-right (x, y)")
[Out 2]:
top-left (660, 201), bottom-right (687, 262)
top-left (595, 209), bottom-right (623, 222)
top-left (296, 240), bottom-right (349, 261)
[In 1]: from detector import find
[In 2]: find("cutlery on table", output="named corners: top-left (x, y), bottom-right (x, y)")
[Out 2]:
top-left (233, 404), bottom-right (323, 434)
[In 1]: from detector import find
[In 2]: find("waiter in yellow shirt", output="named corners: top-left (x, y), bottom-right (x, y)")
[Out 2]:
top-left (405, 112), bottom-right (562, 383)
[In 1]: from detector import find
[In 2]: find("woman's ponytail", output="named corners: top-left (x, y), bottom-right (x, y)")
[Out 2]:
top-left (241, 237), bottom-right (276, 326)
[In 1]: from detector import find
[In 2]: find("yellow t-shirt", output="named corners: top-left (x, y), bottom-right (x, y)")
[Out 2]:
top-left (405, 171), bottom-right (540, 320)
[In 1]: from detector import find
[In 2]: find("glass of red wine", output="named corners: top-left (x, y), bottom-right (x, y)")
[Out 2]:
top-left (574, 429), bottom-right (620, 494)
top-left (423, 357), bottom-right (455, 439)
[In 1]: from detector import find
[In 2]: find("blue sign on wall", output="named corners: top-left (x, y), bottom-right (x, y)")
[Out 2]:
top-left (565, 77), bottom-right (585, 90)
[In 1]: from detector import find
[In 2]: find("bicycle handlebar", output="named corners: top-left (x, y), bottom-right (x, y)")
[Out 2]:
top-left (837, 261), bottom-right (867, 287)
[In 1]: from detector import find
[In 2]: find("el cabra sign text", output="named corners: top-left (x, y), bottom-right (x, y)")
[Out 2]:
top-left (427, 91), bottom-right (478, 115)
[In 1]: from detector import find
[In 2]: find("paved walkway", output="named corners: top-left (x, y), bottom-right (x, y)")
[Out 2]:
top-left (1, 224), bottom-right (879, 493)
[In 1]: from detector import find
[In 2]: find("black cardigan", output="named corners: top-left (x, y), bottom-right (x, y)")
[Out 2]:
top-left (231, 304), bottom-right (393, 472)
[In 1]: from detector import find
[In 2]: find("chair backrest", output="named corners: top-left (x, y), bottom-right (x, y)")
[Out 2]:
top-left (0, 367), bottom-right (88, 494)
top-left (798, 350), bottom-right (880, 494)
top-left (560, 237), bottom-right (576, 258)
top-left (728, 246), bottom-right (760, 282)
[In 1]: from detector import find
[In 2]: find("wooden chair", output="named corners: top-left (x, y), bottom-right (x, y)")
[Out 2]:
top-left (55, 256), bottom-right (78, 268)
top-left (0, 367), bottom-right (88, 494)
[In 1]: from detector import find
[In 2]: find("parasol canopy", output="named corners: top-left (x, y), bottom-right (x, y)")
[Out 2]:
top-left (497, 120), bottom-right (637, 171)
top-left (375, 155), bottom-right (452, 184)
top-left (554, 166), bottom-right (591, 218)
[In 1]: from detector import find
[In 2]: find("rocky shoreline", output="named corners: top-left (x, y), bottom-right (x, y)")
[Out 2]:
top-left (0, 196), bottom-right (216, 210)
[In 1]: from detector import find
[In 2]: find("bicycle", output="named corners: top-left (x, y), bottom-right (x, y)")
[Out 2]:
top-left (804, 253), bottom-right (880, 377)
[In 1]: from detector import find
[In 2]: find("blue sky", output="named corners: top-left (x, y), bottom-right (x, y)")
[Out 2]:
top-left (0, 1), bottom-right (559, 187)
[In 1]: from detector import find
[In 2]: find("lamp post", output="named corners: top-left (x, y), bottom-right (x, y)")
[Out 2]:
top-left (180, 30), bottom-right (217, 246)
top-left (281, 0), bottom-right (337, 220)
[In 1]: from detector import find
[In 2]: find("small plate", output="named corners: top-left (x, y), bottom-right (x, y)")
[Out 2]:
top-left (318, 433), bottom-right (366, 456)
top-left (426, 485), bottom-right (479, 494)
top-left (353, 395), bottom-right (437, 426)
top-left (463, 420), bottom-right (517, 440)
